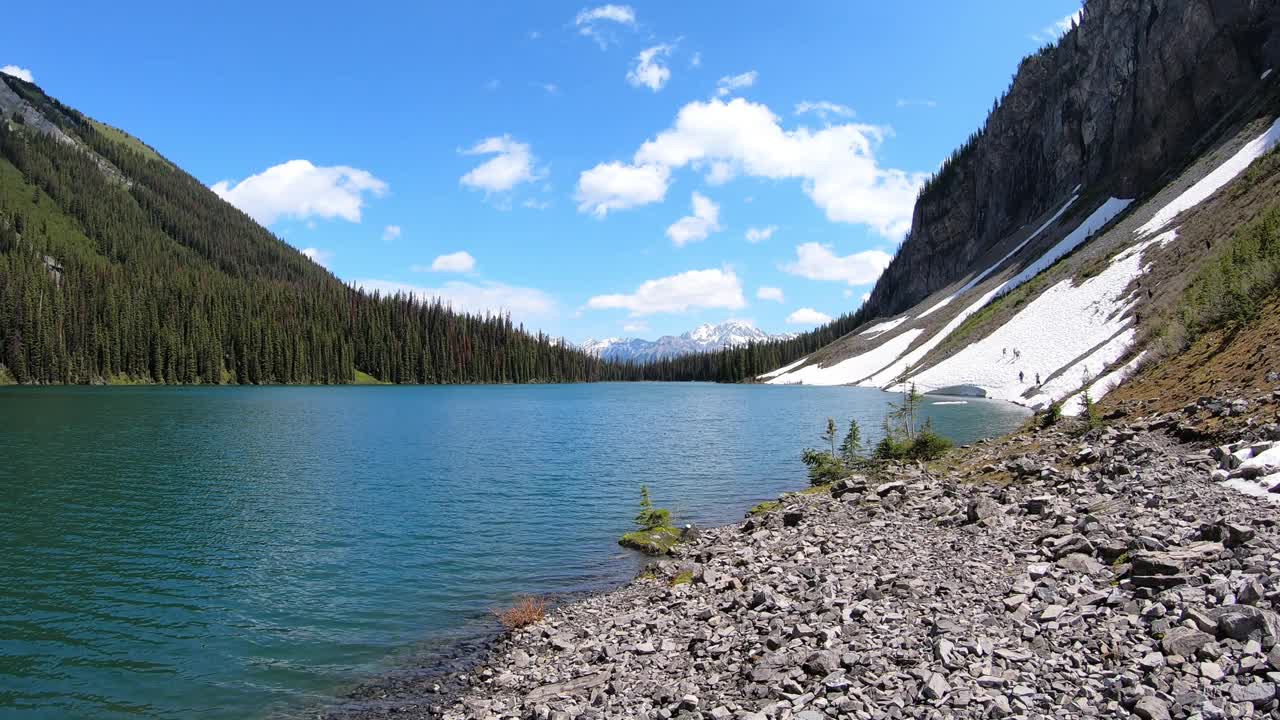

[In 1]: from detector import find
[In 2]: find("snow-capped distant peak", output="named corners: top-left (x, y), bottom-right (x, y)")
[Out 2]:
top-left (581, 321), bottom-right (793, 362)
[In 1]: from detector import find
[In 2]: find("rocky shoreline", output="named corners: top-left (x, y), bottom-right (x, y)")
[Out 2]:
top-left (325, 389), bottom-right (1280, 720)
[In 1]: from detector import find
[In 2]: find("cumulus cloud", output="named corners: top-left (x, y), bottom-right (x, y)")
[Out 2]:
top-left (382, 225), bottom-right (401, 241)
top-left (576, 161), bottom-right (670, 217)
top-left (575, 98), bottom-right (925, 237)
top-left (575, 4), bottom-right (636, 48)
top-left (212, 160), bottom-right (388, 226)
top-left (781, 242), bottom-right (893, 285)
top-left (355, 279), bottom-right (555, 319)
top-left (1031, 8), bottom-right (1083, 44)
top-left (300, 247), bottom-right (334, 268)
top-left (460, 135), bottom-right (543, 195)
top-left (745, 225), bottom-right (777, 243)
top-left (757, 286), bottom-right (785, 303)
top-left (666, 192), bottom-right (722, 246)
top-left (627, 44), bottom-right (673, 92)
top-left (716, 70), bottom-right (757, 97)
top-left (786, 308), bottom-right (832, 325)
top-left (1, 65), bottom-right (34, 82)
top-left (411, 251), bottom-right (477, 273)
top-left (795, 100), bottom-right (853, 120)
top-left (587, 267), bottom-right (745, 316)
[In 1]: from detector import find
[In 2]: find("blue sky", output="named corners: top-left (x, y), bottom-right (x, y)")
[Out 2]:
top-left (4, 1), bottom-right (1081, 342)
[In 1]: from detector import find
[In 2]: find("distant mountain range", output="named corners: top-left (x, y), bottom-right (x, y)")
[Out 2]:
top-left (580, 321), bottom-right (796, 363)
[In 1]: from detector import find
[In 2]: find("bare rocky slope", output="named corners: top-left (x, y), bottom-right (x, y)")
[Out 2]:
top-left (865, 0), bottom-right (1280, 321)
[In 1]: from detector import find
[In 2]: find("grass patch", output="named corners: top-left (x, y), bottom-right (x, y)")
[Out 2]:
top-left (670, 570), bottom-right (694, 586)
top-left (0, 365), bottom-right (14, 385)
top-left (800, 484), bottom-right (831, 495)
top-left (747, 500), bottom-right (780, 516)
top-left (618, 525), bottom-right (683, 555)
top-left (353, 369), bottom-right (388, 385)
top-left (88, 119), bottom-right (164, 163)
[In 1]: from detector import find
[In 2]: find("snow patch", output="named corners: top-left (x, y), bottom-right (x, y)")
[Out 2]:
top-left (757, 355), bottom-right (808, 379)
top-left (1137, 116), bottom-right (1280, 236)
top-left (858, 317), bottom-right (909, 338)
top-left (766, 330), bottom-right (924, 386)
top-left (1222, 476), bottom-right (1280, 504)
top-left (931, 401), bottom-right (968, 406)
top-left (1263, 69), bottom-right (1274, 81)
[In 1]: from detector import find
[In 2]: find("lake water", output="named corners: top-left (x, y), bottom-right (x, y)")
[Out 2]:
top-left (0, 384), bottom-right (1027, 719)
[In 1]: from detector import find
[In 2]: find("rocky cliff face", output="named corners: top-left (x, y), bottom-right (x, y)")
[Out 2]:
top-left (866, 0), bottom-right (1280, 319)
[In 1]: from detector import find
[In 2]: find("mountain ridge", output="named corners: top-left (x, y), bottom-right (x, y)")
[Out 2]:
top-left (580, 321), bottom-right (797, 363)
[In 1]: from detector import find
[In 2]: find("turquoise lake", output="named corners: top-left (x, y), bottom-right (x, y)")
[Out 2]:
top-left (0, 384), bottom-right (1028, 719)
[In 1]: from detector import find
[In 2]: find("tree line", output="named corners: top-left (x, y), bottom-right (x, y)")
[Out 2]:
top-left (0, 74), bottom-right (866, 386)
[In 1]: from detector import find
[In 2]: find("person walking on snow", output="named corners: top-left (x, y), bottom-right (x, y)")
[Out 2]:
top-left (1019, 370), bottom-right (1025, 383)
top-left (1035, 372), bottom-right (1041, 385)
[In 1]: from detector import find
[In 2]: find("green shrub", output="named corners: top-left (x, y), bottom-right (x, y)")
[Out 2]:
top-left (873, 435), bottom-right (911, 461)
top-left (1180, 204), bottom-right (1280, 341)
top-left (1040, 401), bottom-right (1063, 429)
top-left (634, 485), bottom-right (671, 530)
top-left (801, 448), bottom-right (846, 486)
top-left (873, 425), bottom-right (952, 461)
top-left (1082, 390), bottom-right (1102, 430)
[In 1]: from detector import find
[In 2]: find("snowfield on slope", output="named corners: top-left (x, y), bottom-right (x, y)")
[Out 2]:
top-left (764, 330), bottom-right (923, 386)
top-left (917, 192), bottom-right (1079, 319)
top-left (907, 231), bottom-right (1173, 410)
top-left (763, 198), bottom-right (1132, 391)
top-left (1137, 116), bottom-right (1280, 236)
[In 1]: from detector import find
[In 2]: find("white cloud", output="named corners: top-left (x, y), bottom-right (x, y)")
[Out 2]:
top-left (460, 135), bottom-right (543, 194)
top-left (895, 98), bottom-right (938, 109)
top-left (522, 198), bottom-right (551, 210)
top-left (382, 225), bottom-right (402, 241)
top-left (1031, 8), bottom-right (1083, 43)
top-left (1, 65), bottom-right (34, 83)
top-left (623, 321), bottom-right (650, 333)
top-left (536, 82), bottom-right (559, 95)
top-left (860, 292), bottom-right (871, 303)
top-left (300, 247), bottom-right (334, 267)
top-left (781, 242), bottom-right (893, 285)
top-left (757, 286), bottom-right (785, 303)
top-left (211, 159), bottom-right (388, 226)
top-left (575, 161), bottom-right (670, 217)
top-left (484, 79), bottom-right (501, 91)
top-left (576, 97), bottom-right (925, 237)
top-left (795, 100), bottom-right (854, 120)
top-left (412, 251), bottom-right (476, 273)
top-left (528, 30), bottom-right (542, 40)
top-left (786, 307), bottom-right (832, 325)
top-left (587, 267), bottom-right (745, 316)
top-left (355, 279), bottom-right (555, 319)
top-left (745, 225), bottom-right (777, 243)
top-left (666, 192), bottom-right (722, 246)
top-left (575, 4), bottom-right (636, 48)
top-left (690, 52), bottom-right (702, 68)
top-left (627, 44), bottom-right (672, 92)
top-left (716, 70), bottom-right (757, 97)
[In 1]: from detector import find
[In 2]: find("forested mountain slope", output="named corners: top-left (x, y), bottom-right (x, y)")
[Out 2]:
top-left (0, 73), bottom-right (632, 385)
